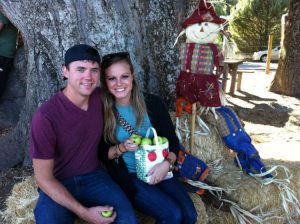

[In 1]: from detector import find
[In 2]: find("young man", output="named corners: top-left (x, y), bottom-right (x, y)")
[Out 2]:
top-left (30, 44), bottom-right (139, 224)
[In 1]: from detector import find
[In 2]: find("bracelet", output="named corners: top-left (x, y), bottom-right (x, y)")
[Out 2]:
top-left (116, 144), bottom-right (123, 154)
top-left (113, 145), bottom-right (119, 159)
top-left (164, 157), bottom-right (175, 172)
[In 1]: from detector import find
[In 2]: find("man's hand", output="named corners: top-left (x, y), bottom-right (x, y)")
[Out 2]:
top-left (80, 206), bottom-right (116, 224)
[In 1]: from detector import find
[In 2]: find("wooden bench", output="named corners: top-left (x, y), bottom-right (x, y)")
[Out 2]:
top-left (222, 60), bottom-right (244, 94)
top-left (236, 69), bottom-right (255, 92)
top-left (222, 60), bottom-right (255, 94)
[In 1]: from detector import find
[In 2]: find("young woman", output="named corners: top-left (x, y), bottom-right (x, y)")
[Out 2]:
top-left (98, 52), bottom-right (197, 224)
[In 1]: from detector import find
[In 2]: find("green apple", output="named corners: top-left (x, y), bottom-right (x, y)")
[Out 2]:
top-left (131, 134), bottom-right (142, 145)
top-left (101, 210), bottom-right (113, 218)
top-left (140, 138), bottom-right (152, 146)
top-left (153, 136), bottom-right (163, 145)
top-left (161, 137), bottom-right (168, 144)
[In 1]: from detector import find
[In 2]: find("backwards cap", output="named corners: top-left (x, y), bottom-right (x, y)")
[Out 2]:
top-left (64, 44), bottom-right (101, 65)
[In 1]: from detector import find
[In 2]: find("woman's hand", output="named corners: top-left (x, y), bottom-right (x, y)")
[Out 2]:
top-left (147, 161), bottom-right (170, 185)
top-left (108, 139), bottom-right (139, 160)
top-left (122, 138), bottom-right (139, 152)
top-left (147, 152), bottom-right (176, 185)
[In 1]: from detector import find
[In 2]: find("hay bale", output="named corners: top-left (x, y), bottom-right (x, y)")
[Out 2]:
top-left (189, 192), bottom-right (208, 224)
top-left (192, 125), bottom-right (228, 163)
top-left (2, 176), bottom-right (37, 224)
top-left (206, 206), bottom-right (235, 224)
top-left (73, 193), bottom-right (209, 224)
top-left (207, 160), bottom-right (300, 224)
top-left (171, 111), bottom-right (228, 163)
top-left (5, 166), bottom-right (300, 224)
top-left (1, 176), bottom-right (209, 224)
top-left (0, 176), bottom-right (88, 224)
top-left (172, 110), bottom-right (300, 223)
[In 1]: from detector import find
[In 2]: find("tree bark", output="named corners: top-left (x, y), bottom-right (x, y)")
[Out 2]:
top-left (0, 0), bottom-right (199, 170)
top-left (270, 0), bottom-right (300, 96)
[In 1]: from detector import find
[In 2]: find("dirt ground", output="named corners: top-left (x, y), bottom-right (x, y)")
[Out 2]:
top-left (0, 68), bottom-right (299, 216)
top-left (225, 70), bottom-right (300, 161)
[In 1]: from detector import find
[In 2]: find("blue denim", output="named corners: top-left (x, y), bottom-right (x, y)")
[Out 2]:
top-left (130, 174), bottom-right (197, 224)
top-left (34, 169), bottom-right (139, 224)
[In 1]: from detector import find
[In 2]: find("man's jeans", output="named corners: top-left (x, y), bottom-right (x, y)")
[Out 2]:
top-left (130, 174), bottom-right (197, 224)
top-left (34, 169), bottom-right (139, 224)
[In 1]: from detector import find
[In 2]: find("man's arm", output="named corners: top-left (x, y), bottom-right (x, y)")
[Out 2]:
top-left (33, 159), bottom-right (116, 223)
top-left (33, 159), bottom-right (87, 215)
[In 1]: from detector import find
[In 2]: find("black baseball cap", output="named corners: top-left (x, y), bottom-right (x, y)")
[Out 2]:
top-left (64, 44), bottom-right (101, 66)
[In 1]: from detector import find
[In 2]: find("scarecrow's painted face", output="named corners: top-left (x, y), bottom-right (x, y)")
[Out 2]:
top-left (185, 22), bottom-right (220, 44)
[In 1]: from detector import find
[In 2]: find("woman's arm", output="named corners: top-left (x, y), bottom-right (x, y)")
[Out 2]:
top-left (99, 138), bottom-right (139, 162)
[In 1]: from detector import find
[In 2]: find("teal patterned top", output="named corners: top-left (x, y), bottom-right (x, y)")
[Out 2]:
top-left (115, 104), bottom-right (152, 173)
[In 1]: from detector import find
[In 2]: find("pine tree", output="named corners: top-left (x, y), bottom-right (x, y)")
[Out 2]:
top-left (230, 0), bottom-right (289, 53)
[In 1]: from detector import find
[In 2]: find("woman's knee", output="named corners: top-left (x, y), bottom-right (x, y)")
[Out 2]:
top-left (159, 204), bottom-right (182, 224)
top-left (183, 207), bottom-right (198, 224)
top-left (112, 192), bottom-right (139, 224)
top-left (114, 206), bottom-right (139, 224)
top-left (171, 208), bottom-right (183, 223)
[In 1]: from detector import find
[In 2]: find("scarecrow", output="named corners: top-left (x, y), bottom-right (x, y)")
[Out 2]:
top-left (174, 0), bottom-right (271, 177)
top-left (174, 3), bottom-right (299, 218)
top-left (175, 0), bottom-right (226, 152)
top-left (173, 0), bottom-right (233, 211)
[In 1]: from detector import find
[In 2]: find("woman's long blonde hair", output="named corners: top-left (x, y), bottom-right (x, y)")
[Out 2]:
top-left (100, 53), bottom-right (146, 144)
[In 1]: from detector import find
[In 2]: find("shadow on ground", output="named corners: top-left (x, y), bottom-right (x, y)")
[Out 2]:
top-left (227, 91), bottom-right (292, 127)
top-left (229, 91), bottom-right (277, 103)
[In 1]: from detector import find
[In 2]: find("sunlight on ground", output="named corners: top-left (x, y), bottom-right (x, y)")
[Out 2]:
top-left (225, 70), bottom-right (300, 162)
top-left (258, 142), bottom-right (300, 161)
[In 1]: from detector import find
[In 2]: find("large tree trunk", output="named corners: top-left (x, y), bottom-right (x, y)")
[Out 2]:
top-left (270, 0), bottom-right (300, 96)
top-left (0, 0), bottom-right (199, 170)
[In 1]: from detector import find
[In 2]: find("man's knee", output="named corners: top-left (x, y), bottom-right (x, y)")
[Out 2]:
top-left (34, 191), bottom-right (75, 224)
top-left (160, 205), bottom-right (182, 224)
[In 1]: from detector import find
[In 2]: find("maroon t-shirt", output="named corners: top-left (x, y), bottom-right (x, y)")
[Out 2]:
top-left (29, 88), bottom-right (103, 180)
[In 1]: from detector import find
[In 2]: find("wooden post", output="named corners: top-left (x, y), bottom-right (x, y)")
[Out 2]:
top-left (237, 71), bottom-right (242, 91)
top-left (190, 103), bottom-right (197, 154)
top-left (265, 35), bottom-right (273, 74)
top-left (229, 62), bottom-right (241, 94)
top-left (222, 63), bottom-right (229, 92)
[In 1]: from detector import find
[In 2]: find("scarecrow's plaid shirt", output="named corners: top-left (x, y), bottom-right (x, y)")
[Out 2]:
top-left (180, 43), bottom-right (224, 74)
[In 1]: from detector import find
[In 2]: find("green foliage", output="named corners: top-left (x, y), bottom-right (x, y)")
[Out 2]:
top-left (214, 0), bottom-right (227, 16)
top-left (229, 0), bottom-right (289, 53)
top-left (213, 0), bottom-right (238, 18)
